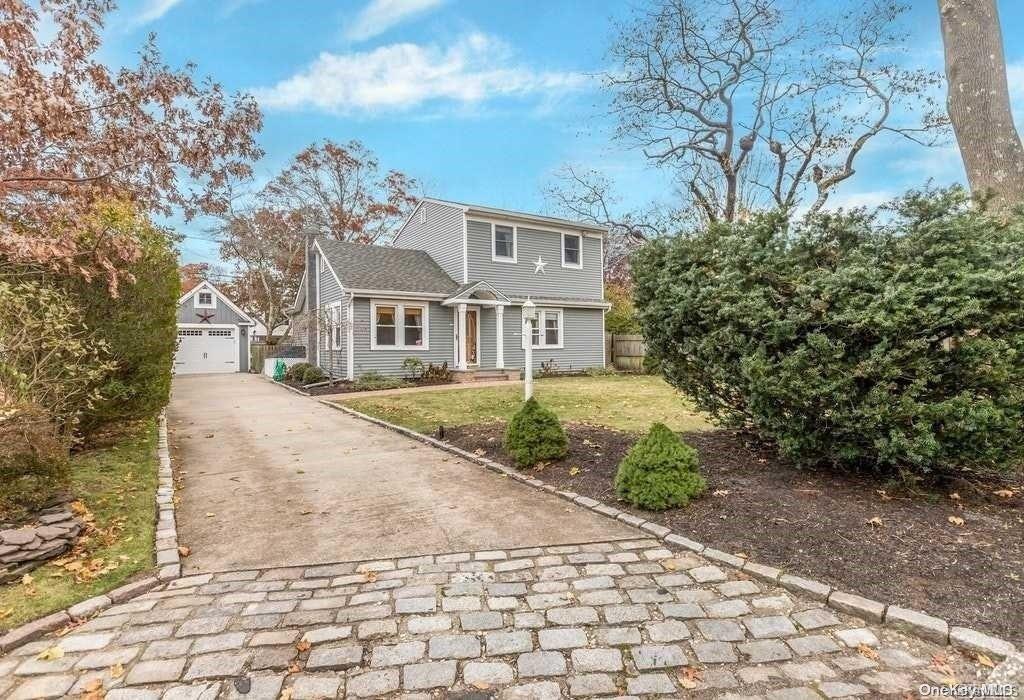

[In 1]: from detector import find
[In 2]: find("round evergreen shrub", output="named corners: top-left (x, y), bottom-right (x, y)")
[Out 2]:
top-left (632, 187), bottom-right (1024, 479)
top-left (614, 423), bottom-right (705, 510)
top-left (504, 397), bottom-right (569, 467)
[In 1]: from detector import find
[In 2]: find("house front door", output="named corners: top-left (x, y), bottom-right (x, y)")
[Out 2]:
top-left (465, 308), bottom-right (479, 366)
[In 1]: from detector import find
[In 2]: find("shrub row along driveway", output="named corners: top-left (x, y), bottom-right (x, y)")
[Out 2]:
top-left (167, 374), bottom-right (636, 572)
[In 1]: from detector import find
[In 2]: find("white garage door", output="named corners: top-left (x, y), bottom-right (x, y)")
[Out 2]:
top-left (174, 327), bottom-right (238, 374)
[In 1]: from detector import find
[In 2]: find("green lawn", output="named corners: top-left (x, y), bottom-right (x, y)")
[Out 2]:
top-left (0, 420), bottom-right (159, 631)
top-left (336, 375), bottom-right (712, 435)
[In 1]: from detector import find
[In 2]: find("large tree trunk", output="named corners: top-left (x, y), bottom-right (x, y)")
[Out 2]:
top-left (938, 0), bottom-right (1024, 209)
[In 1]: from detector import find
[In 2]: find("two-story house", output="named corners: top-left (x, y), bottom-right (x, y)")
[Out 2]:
top-left (288, 198), bottom-right (610, 380)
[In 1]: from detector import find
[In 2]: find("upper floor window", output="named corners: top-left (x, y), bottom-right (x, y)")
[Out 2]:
top-left (371, 301), bottom-right (429, 350)
top-left (562, 233), bottom-right (582, 268)
top-left (492, 224), bottom-right (517, 263)
top-left (194, 290), bottom-right (215, 309)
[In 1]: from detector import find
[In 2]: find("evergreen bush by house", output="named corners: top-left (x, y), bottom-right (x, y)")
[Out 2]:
top-left (632, 186), bottom-right (1024, 479)
top-left (614, 423), bottom-right (705, 510)
top-left (284, 362), bottom-right (314, 382)
top-left (504, 398), bottom-right (569, 467)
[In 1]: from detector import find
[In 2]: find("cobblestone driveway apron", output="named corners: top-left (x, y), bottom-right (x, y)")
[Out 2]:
top-left (1, 539), bottom-right (986, 698)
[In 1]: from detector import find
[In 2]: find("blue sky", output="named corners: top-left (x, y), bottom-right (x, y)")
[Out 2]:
top-left (99, 0), bottom-right (1024, 265)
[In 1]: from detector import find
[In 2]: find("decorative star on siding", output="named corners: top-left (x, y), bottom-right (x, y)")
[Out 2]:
top-left (534, 256), bottom-right (548, 274)
top-left (196, 311), bottom-right (215, 323)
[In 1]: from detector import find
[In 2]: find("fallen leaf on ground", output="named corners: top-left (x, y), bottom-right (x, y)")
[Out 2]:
top-left (472, 681), bottom-right (491, 690)
top-left (948, 516), bottom-right (965, 526)
top-left (977, 652), bottom-right (995, 668)
top-left (866, 516), bottom-right (883, 527)
top-left (0, 608), bottom-right (12, 620)
top-left (287, 662), bottom-right (302, 674)
top-left (36, 645), bottom-right (64, 661)
top-left (678, 666), bottom-right (702, 689)
top-left (857, 643), bottom-right (880, 660)
top-left (994, 489), bottom-right (1014, 498)
top-left (568, 466), bottom-right (581, 476)
top-left (177, 546), bottom-right (191, 557)
top-left (949, 492), bottom-right (960, 501)
top-left (279, 688), bottom-right (294, 700)
top-left (21, 574), bottom-right (33, 585)
top-left (364, 571), bottom-right (378, 583)
top-left (109, 662), bottom-right (124, 678)
top-left (876, 489), bottom-right (891, 500)
top-left (295, 640), bottom-right (311, 653)
top-left (712, 489), bottom-right (730, 496)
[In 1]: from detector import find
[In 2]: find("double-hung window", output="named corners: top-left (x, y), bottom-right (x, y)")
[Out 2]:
top-left (562, 233), bottom-right (582, 268)
top-left (194, 290), bottom-right (215, 308)
top-left (371, 301), bottom-right (429, 350)
top-left (492, 224), bottom-right (516, 262)
top-left (523, 308), bottom-right (563, 349)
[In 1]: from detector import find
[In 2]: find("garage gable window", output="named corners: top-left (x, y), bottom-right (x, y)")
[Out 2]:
top-left (194, 289), bottom-right (216, 309)
top-left (371, 301), bottom-right (429, 350)
top-left (522, 308), bottom-right (564, 350)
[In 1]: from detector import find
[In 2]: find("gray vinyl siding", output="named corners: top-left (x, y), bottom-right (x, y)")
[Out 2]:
top-left (465, 220), bottom-right (603, 299)
top-left (393, 201), bottom-right (466, 283)
top-left (501, 306), bottom-right (605, 372)
top-left (350, 298), bottom-right (455, 378)
top-left (176, 293), bottom-right (249, 326)
top-left (316, 254), bottom-right (347, 377)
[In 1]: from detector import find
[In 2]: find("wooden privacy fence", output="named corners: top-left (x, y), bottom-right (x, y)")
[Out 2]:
top-left (606, 333), bottom-right (647, 371)
top-left (250, 342), bottom-right (269, 373)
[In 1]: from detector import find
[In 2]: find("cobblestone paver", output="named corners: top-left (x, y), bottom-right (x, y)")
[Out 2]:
top-left (1, 539), bottom-right (988, 698)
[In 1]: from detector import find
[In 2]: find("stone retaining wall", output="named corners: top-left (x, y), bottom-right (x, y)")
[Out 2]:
top-left (0, 503), bottom-right (85, 584)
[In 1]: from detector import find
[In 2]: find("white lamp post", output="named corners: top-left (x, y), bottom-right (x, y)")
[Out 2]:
top-left (521, 298), bottom-right (537, 400)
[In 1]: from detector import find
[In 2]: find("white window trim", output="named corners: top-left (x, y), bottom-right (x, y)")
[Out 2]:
top-left (491, 223), bottom-right (518, 264)
top-left (324, 301), bottom-right (344, 348)
top-left (561, 232), bottom-right (583, 269)
top-left (194, 289), bottom-right (217, 309)
top-left (370, 300), bottom-right (430, 351)
top-left (521, 308), bottom-right (564, 350)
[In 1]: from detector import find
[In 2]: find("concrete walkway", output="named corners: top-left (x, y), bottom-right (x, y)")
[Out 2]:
top-left (168, 374), bottom-right (634, 573)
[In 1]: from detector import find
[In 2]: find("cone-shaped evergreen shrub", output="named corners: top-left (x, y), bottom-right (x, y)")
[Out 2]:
top-left (504, 397), bottom-right (569, 467)
top-left (614, 423), bottom-right (705, 510)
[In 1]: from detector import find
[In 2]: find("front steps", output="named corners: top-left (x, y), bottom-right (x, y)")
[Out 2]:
top-left (451, 368), bottom-right (521, 383)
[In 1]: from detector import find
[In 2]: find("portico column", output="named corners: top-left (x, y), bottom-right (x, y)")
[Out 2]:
top-left (457, 303), bottom-right (468, 371)
top-left (495, 305), bottom-right (505, 369)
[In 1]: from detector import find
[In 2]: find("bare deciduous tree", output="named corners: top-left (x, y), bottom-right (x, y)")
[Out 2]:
top-left (263, 140), bottom-right (419, 244)
top-left (938, 0), bottom-right (1024, 209)
top-left (605, 0), bottom-right (945, 223)
top-left (216, 208), bottom-right (306, 341)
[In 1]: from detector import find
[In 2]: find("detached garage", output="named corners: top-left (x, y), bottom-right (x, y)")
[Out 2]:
top-left (175, 281), bottom-right (255, 374)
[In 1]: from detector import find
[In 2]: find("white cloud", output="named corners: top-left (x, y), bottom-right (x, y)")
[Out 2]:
top-left (344, 0), bottom-right (446, 42)
top-left (254, 32), bottom-right (590, 115)
top-left (134, 0), bottom-right (184, 24)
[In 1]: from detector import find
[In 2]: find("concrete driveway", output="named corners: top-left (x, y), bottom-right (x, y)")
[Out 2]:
top-left (168, 374), bottom-right (635, 572)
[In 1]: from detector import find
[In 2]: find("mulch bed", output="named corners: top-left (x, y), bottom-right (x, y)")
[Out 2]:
top-left (443, 421), bottom-right (1024, 647)
top-left (280, 379), bottom-right (453, 396)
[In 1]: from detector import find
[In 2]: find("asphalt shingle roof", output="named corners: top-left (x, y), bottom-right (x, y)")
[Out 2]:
top-left (316, 237), bottom-right (459, 295)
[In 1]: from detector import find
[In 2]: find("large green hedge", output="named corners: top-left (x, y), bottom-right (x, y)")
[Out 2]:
top-left (70, 207), bottom-right (179, 438)
top-left (632, 188), bottom-right (1024, 479)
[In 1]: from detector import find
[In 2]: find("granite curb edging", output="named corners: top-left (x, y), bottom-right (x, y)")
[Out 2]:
top-left (319, 397), bottom-right (1019, 669)
top-left (260, 373), bottom-right (312, 396)
top-left (0, 413), bottom-right (180, 654)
